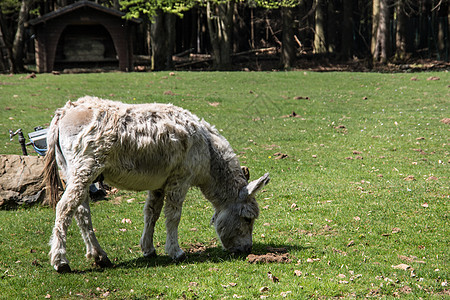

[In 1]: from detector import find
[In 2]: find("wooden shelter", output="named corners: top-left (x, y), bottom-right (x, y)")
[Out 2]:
top-left (28, 1), bottom-right (141, 72)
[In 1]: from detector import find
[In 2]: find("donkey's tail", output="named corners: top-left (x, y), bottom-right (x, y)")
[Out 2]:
top-left (42, 114), bottom-right (63, 209)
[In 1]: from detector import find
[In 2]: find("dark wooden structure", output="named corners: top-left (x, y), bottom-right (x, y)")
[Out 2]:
top-left (28, 1), bottom-right (141, 72)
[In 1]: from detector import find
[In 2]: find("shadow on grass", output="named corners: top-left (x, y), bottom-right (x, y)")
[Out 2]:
top-left (65, 241), bottom-right (311, 274)
top-left (113, 241), bottom-right (310, 270)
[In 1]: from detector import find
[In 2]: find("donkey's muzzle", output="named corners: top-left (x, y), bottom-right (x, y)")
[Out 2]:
top-left (229, 244), bottom-right (252, 254)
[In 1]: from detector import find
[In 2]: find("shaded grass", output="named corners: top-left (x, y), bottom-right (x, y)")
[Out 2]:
top-left (0, 71), bottom-right (448, 298)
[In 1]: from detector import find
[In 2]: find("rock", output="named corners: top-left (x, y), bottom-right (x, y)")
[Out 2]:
top-left (0, 155), bottom-right (46, 208)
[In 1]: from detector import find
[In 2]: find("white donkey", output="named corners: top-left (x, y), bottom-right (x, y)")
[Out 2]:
top-left (43, 96), bottom-right (269, 273)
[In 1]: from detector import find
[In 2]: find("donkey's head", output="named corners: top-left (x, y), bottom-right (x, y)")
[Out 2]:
top-left (211, 173), bottom-right (270, 254)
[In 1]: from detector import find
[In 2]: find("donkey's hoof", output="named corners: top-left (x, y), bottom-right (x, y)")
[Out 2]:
top-left (173, 252), bottom-right (186, 263)
top-left (143, 250), bottom-right (157, 258)
top-left (94, 256), bottom-right (113, 268)
top-left (55, 263), bottom-right (72, 273)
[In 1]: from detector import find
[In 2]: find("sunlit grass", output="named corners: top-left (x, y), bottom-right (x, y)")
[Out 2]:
top-left (0, 71), bottom-right (448, 298)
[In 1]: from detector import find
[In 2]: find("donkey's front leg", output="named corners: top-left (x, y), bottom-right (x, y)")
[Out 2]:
top-left (164, 187), bottom-right (189, 262)
top-left (49, 183), bottom-right (86, 273)
top-left (74, 198), bottom-right (112, 268)
top-left (140, 189), bottom-right (164, 258)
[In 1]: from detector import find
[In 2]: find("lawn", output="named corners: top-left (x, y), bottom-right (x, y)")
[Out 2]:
top-left (0, 71), bottom-right (448, 298)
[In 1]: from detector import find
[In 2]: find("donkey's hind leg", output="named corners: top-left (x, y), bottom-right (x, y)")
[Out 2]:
top-left (74, 198), bottom-right (112, 268)
top-left (140, 189), bottom-right (164, 258)
top-left (49, 182), bottom-right (88, 273)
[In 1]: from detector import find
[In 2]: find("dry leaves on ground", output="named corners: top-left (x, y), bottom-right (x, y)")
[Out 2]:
top-left (398, 255), bottom-right (425, 264)
top-left (163, 90), bottom-right (176, 96)
top-left (281, 111), bottom-right (304, 118)
top-left (247, 253), bottom-right (291, 264)
top-left (267, 271), bottom-right (279, 283)
top-left (392, 263), bottom-right (411, 270)
top-left (404, 175), bottom-right (416, 181)
top-left (273, 152), bottom-right (288, 159)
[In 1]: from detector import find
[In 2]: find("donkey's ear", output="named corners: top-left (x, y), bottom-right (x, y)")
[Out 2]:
top-left (247, 173), bottom-right (270, 196)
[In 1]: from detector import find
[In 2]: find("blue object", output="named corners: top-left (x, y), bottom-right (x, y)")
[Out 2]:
top-left (28, 128), bottom-right (48, 156)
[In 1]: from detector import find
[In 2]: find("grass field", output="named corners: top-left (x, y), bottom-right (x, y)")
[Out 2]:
top-left (0, 71), bottom-right (448, 299)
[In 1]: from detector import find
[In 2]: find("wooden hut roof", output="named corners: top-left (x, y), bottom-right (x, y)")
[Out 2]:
top-left (28, 0), bottom-right (141, 26)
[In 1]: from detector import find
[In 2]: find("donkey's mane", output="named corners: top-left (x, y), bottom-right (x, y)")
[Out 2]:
top-left (200, 122), bottom-right (248, 206)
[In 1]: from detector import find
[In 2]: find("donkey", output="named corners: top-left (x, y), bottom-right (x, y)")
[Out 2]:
top-left (43, 96), bottom-right (269, 273)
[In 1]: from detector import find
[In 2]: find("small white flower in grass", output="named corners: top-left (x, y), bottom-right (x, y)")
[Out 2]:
top-left (280, 291), bottom-right (291, 297)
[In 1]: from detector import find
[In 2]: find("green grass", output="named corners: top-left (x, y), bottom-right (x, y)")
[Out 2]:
top-left (0, 71), bottom-right (448, 298)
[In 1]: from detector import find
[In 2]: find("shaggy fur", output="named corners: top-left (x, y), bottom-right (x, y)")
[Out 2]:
top-left (43, 96), bottom-right (269, 272)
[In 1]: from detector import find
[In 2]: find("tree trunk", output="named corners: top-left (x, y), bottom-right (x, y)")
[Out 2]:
top-left (281, 6), bottom-right (295, 69)
top-left (394, 0), bottom-right (407, 62)
top-left (12, 0), bottom-right (32, 73)
top-left (144, 18), bottom-right (151, 57)
top-left (0, 32), bottom-right (12, 73)
top-left (372, 0), bottom-right (390, 63)
top-left (250, 8), bottom-right (255, 49)
top-left (233, 2), bottom-right (246, 53)
top-left (340, 0), bottom-right (353, 60)
top-left (313, 0), bottom-right (327, 54)
top-left (55, 0), bottom-right (68, 9)
top-left (150, 9), bottom-right (175, 71)
top-left (297, 0), bottom-right (308, 51)
top-left (165, 13), bottom-right (176, 68)
top-left (206, 0), bottom-right (233, 70)
top-left (448, 2), bottom-right (450, 61)
top-left (0, 10), bottom-right (13, 73)
top-left (112, 0), bottom-right (120, 10)
top-left (326, 1), bottom-right (337, 53)
top-left (371, 0), bottom-right (380, 56)
top-left (417, 1), bottom-right (428, 52)
top-left (436, 3), bottom-right (446, 60)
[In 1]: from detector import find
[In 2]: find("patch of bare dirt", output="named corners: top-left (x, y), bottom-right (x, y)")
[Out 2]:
top-left (247, 252), bottom-right (291, 264)
top-left (247, 246), bottom-right (291, 264)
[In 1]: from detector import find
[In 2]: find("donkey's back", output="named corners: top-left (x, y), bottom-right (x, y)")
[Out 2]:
top-left (50, 96), bottom-right (211, 196)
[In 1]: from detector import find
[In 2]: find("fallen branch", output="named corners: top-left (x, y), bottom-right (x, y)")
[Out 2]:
top-left (232, 47), bottom-right (278, 57)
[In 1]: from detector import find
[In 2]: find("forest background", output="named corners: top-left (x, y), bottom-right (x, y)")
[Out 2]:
top-left (0, 0), bottom-right (449, 73)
